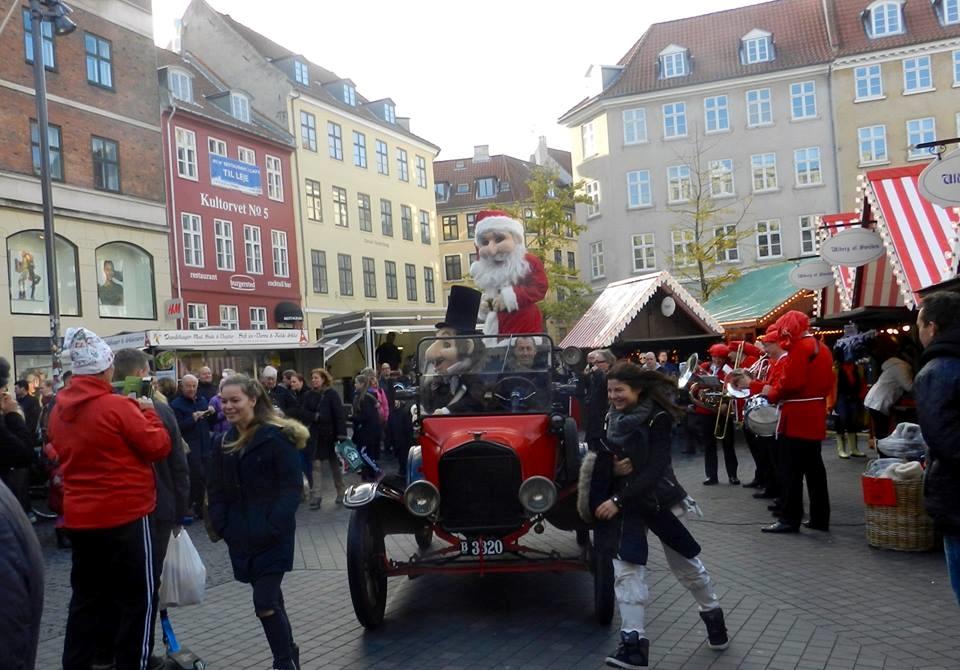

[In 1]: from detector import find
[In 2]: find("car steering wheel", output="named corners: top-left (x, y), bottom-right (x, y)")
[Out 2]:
top-left (493, 375), bottom-right (540, 410)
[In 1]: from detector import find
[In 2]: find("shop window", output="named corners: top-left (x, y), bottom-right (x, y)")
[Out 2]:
top-left (95, 242), bottom-right (156, 319)
top-left (7, 231), bottom-right (80, 316)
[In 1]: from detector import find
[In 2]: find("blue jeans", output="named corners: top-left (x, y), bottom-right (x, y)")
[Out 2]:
top-left (945, 535), bottom-right (960, 606)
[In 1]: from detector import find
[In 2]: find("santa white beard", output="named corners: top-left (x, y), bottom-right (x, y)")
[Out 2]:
top-left (470, 244), bottom-right (530, 335)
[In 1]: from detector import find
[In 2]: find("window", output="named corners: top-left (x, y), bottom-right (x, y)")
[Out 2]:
top-left (401, 205), bottom-right (413, 240)
top-left (376, 140), bottom-right (389, 175)
top-left (397, 148), bottom-right (409, 181)
top-left (30, 121), bottom-right (62, 181)
top-left (715, 225), bottom-right (740, 263)
top-left (435, 182), bottom-right (449, 202)
top-left (709, 159), bottom-right (735, 197)
top-left (352, 131), bottom-right (367, 168)
top-left (415, 155), bottom-right (428, 188)
top-left (385, 261), bottom-right (398, 299)
top-left (672, 229), bottom-right (696, 267)
top-left (405, 263), bottom-right (418, 301)
top-left (249, 306), bottom-right (268, 330)
top-left (586, 180), bottom-right (600, 217)
top-left (553, 249), bottom-right (563, 265)
top-left (500, 181), bottom-right (511, 193)
top-left (704, 96), bottom-right (729, 133)
top-left (660, 48), bottom-right (687, 78)
top-left (266, 155), bottom-right (283, 201)
top-left (230, 93), bottom-right (250, 123)
top-left (424, 267), bottom-right (436, 303)
top-left (858, 125), bottom-right (888, 164)
top-left (337, 254), bottom-right (353, 296)
top-left (466, 213), bottom-right (477, 239)
top-left (218, 305), bottom-right (239, 330)
top-left (7, 231), bottom-right (79, 316)
top-left (627, 170), bottom-right (652, 208)
top-left (168, 69), bottom-right (193, 102)
top-left (208, 137), bottom-right (226, 156)
top-left (469, 251), bottom-right (479, 266)
top-left (187, 303), bottom-right (208, 330)
top-left (667, 165), bottom-right (691, 203)
top-left (794, 147), bottom-right (822, 186)
top-left (632, 233), bottom-right (656, 272)
top-left (457, 183), bottom-right (469, 194)
top-left (294, 60), bottom-right (309, 85)
top-left (476, 177), bottom-right (496, 198)
top-left (799, 215), bottom-right (818, 256)
top-left (91, 137), bottom-right (119, 192)
top-left (380, 199), bottom-right (393, 236)
top-left (854, 64), bottom-right (883, 100)
top-left (945, 0), bottom-right (960, 25)
top-left (305, 179), bottom-right (322, 221)
top-left (756, 219), bottom-right (782, 258)
top-left (311, 249), bottom-right (328, 294)
top-left (384, 104), bottom-right (396, 124)
top-left (444, 254), bottom-right (462, 281)
top-left (327, 122), bottom-right (343, 160)
top-left (903, 56), bottom-right (933, 93)
top-left (343, 83), bottom-right (356, 106)
top-left (442, 215), bottom-right (459, 241)
top-left (94, 241), bottom-right (156, 319)
top-left (567, 252), bottom-right (576, 271)
top-left (333, 186), bottom-right (348, 226)
top-left (590, 241), bottom-right (605, 279)
top-left (84, 33), bottom-right (112, 88)
top-left (623, 109), bottom-right (647, 144)
top-left (907, 117), bottom-right (936, 159)
top-left (238, 146), bottom-right (256, 165)
top-left (244, 225), bottom-right (263, 274)
top-left (869, 1), bottom-right (904, 37)
top-left (181, 213), bottom-right (203, 267)
top-left (175, 127), bottom-right (197, 180)
top-left (581, 121), bottom-right (596, 156)
top-left (954, 50), bottom-right (960, 85)
top-left (300, 111), bottom-right (317, 151)
top-left (746, 88), bottom-right (772, 126)
top-left (214, 219), bottom-right (234, 271)
top-left (23, 10), bottom-right (54, 69)
top-left (361, 257), bottom-right (377, 298)
top-left (357, 193), bottom-right (372, 232)
top-left (751, 153), bottom-right (778, 191)
top-left (743, 35), bottom-right (772, 64)
top-left (663, 102), bottom-right (687, 138)
top-left (271, 230), bottom-right (288, 277)
top-left (419, 210), bottom-right (432, 244)
top-left (790, 81), bottom-right (816, 119)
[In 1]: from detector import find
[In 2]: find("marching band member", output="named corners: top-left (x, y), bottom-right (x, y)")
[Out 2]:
top-left (746, 328), bottom-right (787, 505)
top-left (694, 344), bottom-right (739, 486)
top-left (761, 311), bottom-right (834, 534)
top-left (725, 342), bottom-right (770, 491)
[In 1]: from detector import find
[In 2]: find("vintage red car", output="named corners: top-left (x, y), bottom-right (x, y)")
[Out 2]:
top-left (342, 333), bottom-right (614, 629)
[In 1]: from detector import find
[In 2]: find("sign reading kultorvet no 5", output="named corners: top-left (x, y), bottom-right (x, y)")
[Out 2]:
top-left (919, 149), bottom-right (960, 208)
top-left (820, 228), bottom-right (885, 267)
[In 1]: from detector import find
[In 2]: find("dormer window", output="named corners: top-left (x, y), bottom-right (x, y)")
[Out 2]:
top-left (294, 60), bottom-right (309, 85)
top-left (343, 83), bottom-right (356, 106)
top-left (937, 0), bottom-right (960, 25)
top-left (230, 92), bottom-right (250, 123)
top-left (658, 45), bottom-right (688, 79)
top-left (865, 0), bottom-right (904, 38)
top-left (435, 182), bottom-right (449, 202)
top-left (384, 103), bottom-right (395, 124)
top-left (476, 177), bottom-right (496, 199)
top-left (741, 29), bottom-right (774, 64)
top-left (168, 68), bottom-right (193, 103)
top-left (454, 161), bottom-right (466, 170)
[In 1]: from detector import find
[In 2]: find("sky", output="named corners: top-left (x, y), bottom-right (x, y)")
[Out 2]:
top-left (153, 0), bottom-right (768, 161)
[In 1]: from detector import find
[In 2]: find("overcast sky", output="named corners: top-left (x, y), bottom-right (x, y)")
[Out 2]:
top-left (153, 0), bottom-right (766, 160)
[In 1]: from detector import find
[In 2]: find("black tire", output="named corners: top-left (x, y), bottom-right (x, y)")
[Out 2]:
top-left (346, 507), bottom-right (388, 629)
top-left (593, 546), bottom-right (615, 626)
top-left (561, 417), bottom-right (581, 484)
top-left (414, 525), bottom-right (433, 550)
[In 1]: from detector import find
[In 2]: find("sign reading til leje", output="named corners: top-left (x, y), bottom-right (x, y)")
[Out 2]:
top-left (789, 260), bottom-right (836, 290)
top-left (819, 227), bottom-right (884, 267)
top-left (919, 149), bottom-right (960, 208)
top-left (209, 154), bottom-right (262, 196)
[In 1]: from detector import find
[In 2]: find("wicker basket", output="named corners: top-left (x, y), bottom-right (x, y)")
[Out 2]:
top-left (864, 477), bottom-right (936, 551)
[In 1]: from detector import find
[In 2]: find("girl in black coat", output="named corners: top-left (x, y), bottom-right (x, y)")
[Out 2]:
top-left (589, 363), bottom-right (728, 669)
top-left (207, 375), bottom-right (308, 670)
top-left (351, 374), bottom-right (382, 481)
top-left (302, 369), bottom-right (347, 509)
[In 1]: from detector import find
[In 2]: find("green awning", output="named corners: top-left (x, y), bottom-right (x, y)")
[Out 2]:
top-left (702, 263), bottom-right (806, 326)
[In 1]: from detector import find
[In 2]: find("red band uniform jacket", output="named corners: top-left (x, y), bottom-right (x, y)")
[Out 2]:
top-left (767, 337), bottom-right (834, 441)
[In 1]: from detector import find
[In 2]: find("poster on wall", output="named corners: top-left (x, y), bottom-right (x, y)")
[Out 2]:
top-left (7, 231), bottom-right (80, 316)
top-left (96, 243), bottom-right (156, 319)
top-left (209, 154), bottom-right (262, 196)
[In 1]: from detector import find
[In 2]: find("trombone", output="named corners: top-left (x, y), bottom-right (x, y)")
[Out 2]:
top-left (714, 341), bottom-right (749, 440)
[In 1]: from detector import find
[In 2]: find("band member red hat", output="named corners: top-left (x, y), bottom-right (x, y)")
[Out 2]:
top-left (760, 324), bottom-right (780, 342)
top-left (708, 343), bottom-right (730, 358)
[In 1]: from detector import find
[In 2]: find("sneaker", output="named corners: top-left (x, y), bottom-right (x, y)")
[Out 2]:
top-left (309, 499), bottom-right (322, 510)
top-left (700, 608), bottom-right (729, 650)
top-left (605, 631), bottom-right (649, 668)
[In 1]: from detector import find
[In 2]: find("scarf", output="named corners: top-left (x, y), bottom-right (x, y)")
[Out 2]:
top-left (604, 398), bottom-right (655, 449)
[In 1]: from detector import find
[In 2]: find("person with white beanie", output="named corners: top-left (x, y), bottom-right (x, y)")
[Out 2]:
top-left (261, 365), bottom-right (296, 414)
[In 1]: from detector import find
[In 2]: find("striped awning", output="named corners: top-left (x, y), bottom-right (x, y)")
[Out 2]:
top-left (863, 164), bottom-right (960, 308)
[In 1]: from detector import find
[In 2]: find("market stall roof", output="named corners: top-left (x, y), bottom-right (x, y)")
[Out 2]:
top-left (560, 271), bottom-right (722, 349)
top-left (320, 308), bottom-right (448, 339)
top-left (701, 262), bottom-right (810, 327)
top-left (316, 332), bottom-right (363, 360)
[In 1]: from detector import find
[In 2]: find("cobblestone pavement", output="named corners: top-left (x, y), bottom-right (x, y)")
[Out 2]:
top-left (34, 440), bottom-right (960, 669)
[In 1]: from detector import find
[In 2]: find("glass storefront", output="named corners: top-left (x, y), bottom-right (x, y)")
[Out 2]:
top-left (95, 242), bottom-right (157, 319)
top-left (7, 231), bottom-right (80, 316)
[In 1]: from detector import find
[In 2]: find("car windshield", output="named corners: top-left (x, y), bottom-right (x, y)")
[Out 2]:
top-left (418, 334), bottom-right (553, 416)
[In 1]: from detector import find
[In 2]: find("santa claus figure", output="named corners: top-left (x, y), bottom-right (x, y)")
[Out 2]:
top-left (469, 210), bottom-right (549, 336)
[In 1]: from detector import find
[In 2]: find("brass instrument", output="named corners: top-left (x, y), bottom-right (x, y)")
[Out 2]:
top-left (714, 341), bottom-right (747, 440)
top-left (747, 353), bottom-right (770, 382)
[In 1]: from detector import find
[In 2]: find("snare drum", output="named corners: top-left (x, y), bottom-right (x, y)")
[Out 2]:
top-left (744, 396), bottom-right (780, 437)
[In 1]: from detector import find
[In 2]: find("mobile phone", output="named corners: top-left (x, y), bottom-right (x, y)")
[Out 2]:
top-left (121, 375), bottom-right (152, 397)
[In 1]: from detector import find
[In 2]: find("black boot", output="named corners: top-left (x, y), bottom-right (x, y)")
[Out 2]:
top-left (700, 608), bottom-right (729, 650)
top-left (605, 631), bottom-right (649, 668)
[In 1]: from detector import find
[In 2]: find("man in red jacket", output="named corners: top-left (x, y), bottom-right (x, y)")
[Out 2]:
top-left (760, 311), bottom-right (833, 534)
top-left (49, 328), bottom-right (171, 670)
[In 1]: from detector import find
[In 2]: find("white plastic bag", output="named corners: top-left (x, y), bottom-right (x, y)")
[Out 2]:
top-left (158, 529), bottom-right (206, 608)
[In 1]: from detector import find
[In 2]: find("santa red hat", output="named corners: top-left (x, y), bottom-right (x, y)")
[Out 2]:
top-left (759, 324), bottom-right (780, 343)
top-left (474, 210), bottom-right (525, 247)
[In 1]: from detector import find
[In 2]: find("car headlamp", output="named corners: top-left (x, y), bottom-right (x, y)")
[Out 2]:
top-left (518, 476), bottom-right (557, 515)
top-left (404, 480), bottom-right (440, 517)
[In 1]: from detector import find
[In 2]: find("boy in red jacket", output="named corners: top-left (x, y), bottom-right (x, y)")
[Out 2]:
top-left (49, 328), bottom-right (171, 670)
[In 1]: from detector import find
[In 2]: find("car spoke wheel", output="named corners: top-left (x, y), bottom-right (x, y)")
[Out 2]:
top-left (593, 543), bottom-right (615, 625)
top-left (347, 507), bottom-right (388, 628)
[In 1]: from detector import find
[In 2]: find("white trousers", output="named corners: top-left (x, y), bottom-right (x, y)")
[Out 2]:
top-left (613, 540), bottom-right (720, 636)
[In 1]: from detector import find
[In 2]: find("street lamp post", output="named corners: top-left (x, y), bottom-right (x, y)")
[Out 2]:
top-left (28, 0), bottom-right (75, 384)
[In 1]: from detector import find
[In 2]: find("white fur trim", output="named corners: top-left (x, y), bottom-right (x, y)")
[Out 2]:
top-left (475, 216), bottom-right (525, 245)
top-left (501, 285), bottom-right (519, 312)
top-left (483, 310), bottom-right (499, 335)
top-left (577, 451), bottom-right (597, 523)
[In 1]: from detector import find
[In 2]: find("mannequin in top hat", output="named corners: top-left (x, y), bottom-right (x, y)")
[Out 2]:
top-left (424, 286), bottom-right (487, 414)
top-left (470, 210), bottom-right (549, 336)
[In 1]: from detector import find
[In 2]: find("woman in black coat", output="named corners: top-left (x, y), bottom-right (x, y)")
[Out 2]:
top-left (589, 362), bottom-right (728, 669)
top-left (351, 374), bottom-right (382, 481)
top-left (298, 369), bottom-right (347, 509)
top-left (207, 375), bottom-right (308, 670)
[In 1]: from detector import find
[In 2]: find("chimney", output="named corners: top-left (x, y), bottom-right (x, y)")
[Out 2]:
top-left (396, 117), bottom-right (411, 131)
top-left (473, 145), bottom-right (490, 162)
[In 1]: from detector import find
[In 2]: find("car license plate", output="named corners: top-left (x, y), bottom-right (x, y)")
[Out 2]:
top-left (460, 538), bottom-right (504, 556)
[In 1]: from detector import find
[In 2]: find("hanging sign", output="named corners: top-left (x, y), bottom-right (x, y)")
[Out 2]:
top-left (209, 155), bottom-right (262, 196)
top-left (919, 149), bottom-right (960, 208)
top-left (819, 228), bottom-right (884, 267)
top-left (789, 260), bottom-right (836, 290)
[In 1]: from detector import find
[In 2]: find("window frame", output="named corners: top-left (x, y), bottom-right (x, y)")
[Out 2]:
top-left (405, 263), bottom-right (418, 301)
top-left (23, 9), bottom-right (55, 70)
top-left (868, 1), bottom-right (904, 38)
top-left (854, 64), bottom-right (884, 101)
top-left (352, 131), bottom-right (367, 168)
top-left (442, 215), bottom-right (459, 241)
top-left (243, 224), bottom-right (263, 275)
top-left (271, 229), bottom-right (289, 277)
top-left (174, 127), bottom-right (197, 181)
top-left (375, 140), bottom-right (389, 175)
top-left (746, 88), bottom-right (773, 127)
top-left (589, 241), bottom-right (605, 280)
top-left (799, 215), bottom-right (819, 256)
top-left (168, 69), bottom-right (193, 103)
top-left (294, 60), bottom-right (309, 85)
top-left (219, 304), bottom-right (239, 330)
top-left (581, 121), bottom-right (596, 156)
top-left (186, 303), bottom-right (208, 330)
top-left (586, 180), bottom-right (601, 217)
top-left (265, 154), bottom-right (283, 202)
top-left (667, 165), bottom-right (691, 203)
top-left (793, 146), bottom-right (822, 187)
top-left (357, 192), bottom-right (373, 232)
top-left (857, 125), bottom-right (888, 165)
top-left (397, 148), bottom-right (409, 181)
top-left (622, 108), bottom-right (647, 145)
top-left (444, 254), bottom-right (463, 281)
top-left (84, 32), bottom-right (113, 90)
top-left (660, 49), bottom-right (687, 78)
top-left (385, 260), bottom-right (398, 300)
top-left (751, 152), bottom-right (778, 192)
top-left (401, 205), bottom-right (414, 240)
top-left (181, 212), bottom-right (203, 268)
top-left (327, 122), bottom-right (343, 160)
top-left (755, 219), bottom-right (783, 259)
top-left (902, 55), bottom-right (934, 94)
top-left (362, 256), bottom-right (377, 298)
top-left (237, 146), bottom-right (256, 165)
top-left (631, 233), bottom-right (657, 272)
top-left (419, 210), bottom-right (432, 244)
top-left (709, 159), bottom-right (735, 198)
top-left (380, 199), bottom-right (394, 237)
top-left (207, 137), bottom-right (227, 157)
top-left (311, 249), bottom-right (328, 294)
top-left (91, 136), bottom-right (120, 192)
top-left (743, 35), bottom-right (772, 64)
top-left (300, 111), bottom-right (317, 151)
top-left (415, 155), bottom-right (428, 188)
top-left (627, 170), bottom-right (652, 208)
top-left (333, 186), bottom-right (349, 227)
top-left (249, 306), bottom-right (268, 330)
top-left (476, 177), bottom-right (497, 199)
top-left (907, 117), bottom-right (936, 160)
top-left (30, 120), bottom-right (63, 181)
top-left (662, 101), bottom-right (687, 139)
top-left (945, 0), bottom-right (960, 25)
top-left (337, 253), bottom-right (354, 296)
top-left (671, 229), bottom-right (696, 268)
top-left (790, 81), bottom-right (817, 120)
top-left (704, 95), bottom-right (730, 133)
top-left (230, 93), bottom-right (251, 123)
top-left (715, 224), bottom-right (740, 263)
top-left (424, 267), bottom-right (436, 303)
top-left (305, 178), bottom-right (322, 222)
top-left (214, 218), bottom-right (235, 271)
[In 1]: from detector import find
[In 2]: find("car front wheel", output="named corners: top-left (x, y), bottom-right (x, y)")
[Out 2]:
top-left (347, 506), bottom-right (388, 628)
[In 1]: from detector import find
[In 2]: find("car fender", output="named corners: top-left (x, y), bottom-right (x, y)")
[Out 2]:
top-left (343, 480), bottom-right (404, 509)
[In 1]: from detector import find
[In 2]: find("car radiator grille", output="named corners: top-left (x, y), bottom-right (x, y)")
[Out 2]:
top-left (438, 441), bottom-right (524, 535)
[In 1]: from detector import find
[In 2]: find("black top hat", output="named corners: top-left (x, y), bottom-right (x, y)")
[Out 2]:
top-left (436, 285), bottom-right (482, 334)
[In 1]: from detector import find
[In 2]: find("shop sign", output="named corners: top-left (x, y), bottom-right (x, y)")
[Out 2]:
top-left (102, 331), bottom-right (149, 351)
top-left (789, 260), bottom-right (836, 290)
top-left (229, 274), bottom-right (256, 291)
top-left (164, 299), bottom-right (183, 320)
top-left (148, 329), bottom-right (310, 348)
top-left (919, 149), bottom-right (960, 208)
top-left (199, 193), bottom-right (270, 220)
top-left (209, 155), bottom-right (262, 196)
top-left (819, 228), bottom-right (884, 267)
